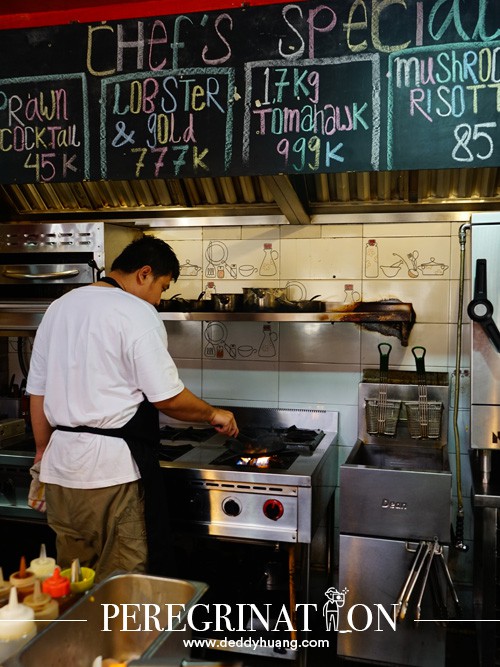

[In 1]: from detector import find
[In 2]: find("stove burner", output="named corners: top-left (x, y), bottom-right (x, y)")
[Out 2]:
top-left (159, 443), bottom-right (194, 462)
top-left (238, 456), bottom-right (271, 468)
top-left (211, 450), bottom-right (299, 470)
top-left (282, 425), bottom-right (322, 445)
top-left (160, 425), bottom-right (217, 442)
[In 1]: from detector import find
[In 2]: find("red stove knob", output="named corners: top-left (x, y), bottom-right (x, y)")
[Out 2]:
top-left (263, 499), bottom-right (284, 521)
top-left (222, 497), bottom-right (242, 517)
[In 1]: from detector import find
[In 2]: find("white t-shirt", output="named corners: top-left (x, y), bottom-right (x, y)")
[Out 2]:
top-left (26, 285), bottom-right (184, 489)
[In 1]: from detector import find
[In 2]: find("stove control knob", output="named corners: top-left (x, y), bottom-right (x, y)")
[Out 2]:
top-left (263, 499), bottom-right (284, 521)
top-left (222, 497), bottom-right (242, 517)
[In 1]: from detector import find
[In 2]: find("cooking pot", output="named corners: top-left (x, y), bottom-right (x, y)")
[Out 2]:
top-left (242, 287), bottom-right (286, 310)
top-left (159, 293), bottom-right (211, 312)
top-left (275, 295), bottom-right (324, 312)
top-left (212, 293), bottom-right (243, 312)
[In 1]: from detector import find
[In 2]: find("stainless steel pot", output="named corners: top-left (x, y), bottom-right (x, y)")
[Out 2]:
top-left (159, 293), bottom-right (210, 312)
top-left (275, 294), bottom-right (324, 312)
top-left (212, 293), bottom-right (242, 312)
top-left (242, 287), bottom-right (286, 310)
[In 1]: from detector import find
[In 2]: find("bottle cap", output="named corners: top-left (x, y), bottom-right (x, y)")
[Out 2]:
top-left (60, 565), bottom-right (95, 594)
top-left (368, 239), bottom-right (377, 245)
top-left (0, 587), bottom-right (36, 640)
top-left (42, 567), bottom-right (70, 598)
top-left (29, 544), bottom-right (56, 580)
top-left (23, 580), bottom-right (52, 612)
top-left (9, 556), bottom-right (36, 590)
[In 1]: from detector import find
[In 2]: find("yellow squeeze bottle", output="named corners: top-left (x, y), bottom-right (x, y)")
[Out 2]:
top-left (23, 579), bottom-right (59, 630)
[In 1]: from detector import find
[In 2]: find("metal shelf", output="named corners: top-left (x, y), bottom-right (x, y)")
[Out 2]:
top-left (159, 307), bottom-right (413, 322)
top-left (0, 300), bottom-right (416, 344)
top-left (159, 301), bottom-right (416, 346)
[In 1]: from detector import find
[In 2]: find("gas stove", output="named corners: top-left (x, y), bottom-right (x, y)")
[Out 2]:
top-left (160, 423), bottom-right (325, 468)
top-left (159, 407), bottom-right (338, 543)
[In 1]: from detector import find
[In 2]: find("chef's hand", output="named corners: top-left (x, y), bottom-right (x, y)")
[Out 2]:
top-left (210, 408), bottom-right (238, 437)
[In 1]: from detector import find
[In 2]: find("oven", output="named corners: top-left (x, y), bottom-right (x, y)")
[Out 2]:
top-left (159, 406), bottom-right (338, 662)
top-left (0, 222), bottom-right (105, 333)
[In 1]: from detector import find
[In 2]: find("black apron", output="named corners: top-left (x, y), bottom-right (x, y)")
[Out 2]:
top-left (55, 275), bottom-right (176, 576)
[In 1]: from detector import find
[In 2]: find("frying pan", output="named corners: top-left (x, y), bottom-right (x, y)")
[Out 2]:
top-left (226, 431), bottom-right (285, 456)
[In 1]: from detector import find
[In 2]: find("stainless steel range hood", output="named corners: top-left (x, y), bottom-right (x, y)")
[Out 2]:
top-left (1, 167), bottom-right (499, 226)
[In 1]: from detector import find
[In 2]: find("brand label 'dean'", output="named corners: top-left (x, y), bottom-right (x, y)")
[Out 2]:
top-left (381, 498), bottom-right (407, 511)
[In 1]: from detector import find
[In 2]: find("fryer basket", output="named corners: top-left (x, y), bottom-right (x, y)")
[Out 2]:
top-left (365, 398), bottom-right (401, 436)
top-left (405, 401), bottom-right (443, 439)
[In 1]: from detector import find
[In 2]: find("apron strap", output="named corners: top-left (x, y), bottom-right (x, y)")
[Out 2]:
top-left (98, 276), bottom-right (123, 289)
top-left (55, 423), bottom-right (124, 437)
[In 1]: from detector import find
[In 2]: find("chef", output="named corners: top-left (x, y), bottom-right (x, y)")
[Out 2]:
top-left (27, 235), bottom-right (238, 581)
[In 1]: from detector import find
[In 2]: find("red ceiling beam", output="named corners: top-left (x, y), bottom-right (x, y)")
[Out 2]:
top-left (0, 0), bottom-right (298, 30)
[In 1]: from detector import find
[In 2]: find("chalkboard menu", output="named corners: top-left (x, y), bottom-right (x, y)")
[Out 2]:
top-left (1, 0), bottom-right (500, 184)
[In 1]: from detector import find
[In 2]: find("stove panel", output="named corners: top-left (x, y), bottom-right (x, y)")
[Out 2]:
top-left (160, 407), bottom-right (338, 542)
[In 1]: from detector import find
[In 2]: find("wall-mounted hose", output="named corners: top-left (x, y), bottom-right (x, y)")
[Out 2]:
top-left (453, 223), bottom-right (470, 551)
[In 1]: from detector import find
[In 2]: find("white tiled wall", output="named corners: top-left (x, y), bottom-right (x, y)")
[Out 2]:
top-left (148, 217), bottom-right (474, 585)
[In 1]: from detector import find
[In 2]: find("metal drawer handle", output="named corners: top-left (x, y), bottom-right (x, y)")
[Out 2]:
top-left (3, 269), bottom-right (80, 279)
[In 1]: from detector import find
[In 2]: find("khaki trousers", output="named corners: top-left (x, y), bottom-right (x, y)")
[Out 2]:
top-left (45, 480), bottom-right (147, 582)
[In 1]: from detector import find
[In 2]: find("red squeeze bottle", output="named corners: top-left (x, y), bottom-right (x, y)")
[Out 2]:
top-left (41, 567), bottom-right (75, 613)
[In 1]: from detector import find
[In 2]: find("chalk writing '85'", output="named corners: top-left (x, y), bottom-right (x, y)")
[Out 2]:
top-left (277, 136), bottom-right (344, 171)
top-left (453, 123), bottom-right (496, 162)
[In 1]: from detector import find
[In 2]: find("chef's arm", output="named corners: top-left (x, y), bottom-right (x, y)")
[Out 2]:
top-left (29, 394), bottom-right (54, 464)
top-left (154, 387), bottom-right (238, 436)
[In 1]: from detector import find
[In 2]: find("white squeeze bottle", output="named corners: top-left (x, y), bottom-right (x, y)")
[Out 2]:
top-left (0, 586), bottom-right (36, 663)
top-left (29, 544), bottom-right (56, 581)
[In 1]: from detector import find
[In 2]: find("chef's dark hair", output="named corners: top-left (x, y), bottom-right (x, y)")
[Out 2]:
top-left (111, 236), bottom-right (180, 281)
